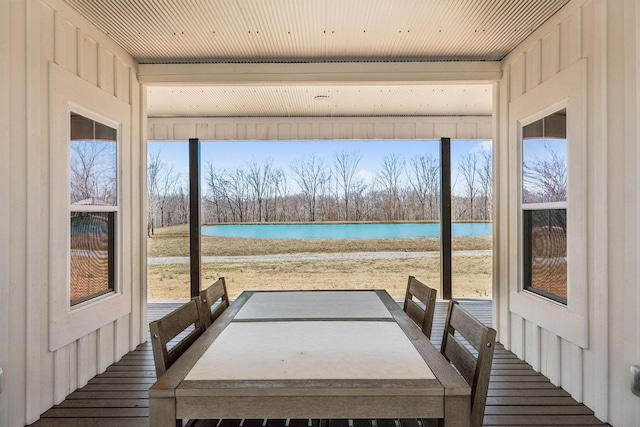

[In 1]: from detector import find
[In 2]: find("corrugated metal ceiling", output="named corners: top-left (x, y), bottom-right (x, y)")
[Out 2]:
top-left (64, 0), bottom-right (569, 64)
top-left (147, 84), bottom-right (492, 117)
top-left (63, 0), bottom-right (569, 117)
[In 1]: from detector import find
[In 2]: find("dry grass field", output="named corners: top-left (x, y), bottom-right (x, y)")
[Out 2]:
top-left (147, 224), bottom-right (493, 301)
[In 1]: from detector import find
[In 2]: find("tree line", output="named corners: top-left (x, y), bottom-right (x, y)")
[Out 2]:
top-left (147, 148), bottom-right (494, 236)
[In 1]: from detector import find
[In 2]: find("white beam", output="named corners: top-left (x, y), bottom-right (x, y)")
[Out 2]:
top-left (138, 61), bottom-right (502, 85)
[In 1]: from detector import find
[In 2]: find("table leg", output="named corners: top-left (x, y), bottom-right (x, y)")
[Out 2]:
top-left (149, 396), bottom-right (178, 427)
top-left (443, 395), bottom-right (470, 427)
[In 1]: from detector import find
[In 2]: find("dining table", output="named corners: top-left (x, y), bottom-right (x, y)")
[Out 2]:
top-left (148, 289), bottom-right (471, 427)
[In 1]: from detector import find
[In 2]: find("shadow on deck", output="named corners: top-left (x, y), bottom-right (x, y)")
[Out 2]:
top-left (27, 300), bottom-right (610, 427)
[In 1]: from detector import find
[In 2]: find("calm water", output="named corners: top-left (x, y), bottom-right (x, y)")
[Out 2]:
top-left (201, 222), bottom-right (492, 240)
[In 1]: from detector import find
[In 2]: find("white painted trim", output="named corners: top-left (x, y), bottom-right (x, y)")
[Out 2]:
top-left (522, 202), bottom-right (568, 211)
top-left (0, 0), bottom-right (11, 425)
top-left (139, 82), bottom-right (149, 346)
top-left (495, 71), bottom-right (512, 349)
top-left (147, 116), bottom-right (493, 141)
top-left (139, 61), bottom-right (502, 85)
top-left (508, 59), bottom-right (589, 348)
top-left (25, 0), bottom-right (43, 422)
top-left (49, 62), bottom-right (132, 351)
top-left (491, 80), bottom-right (502, 337)
top-left (588, 0), bottom-right (609, 419)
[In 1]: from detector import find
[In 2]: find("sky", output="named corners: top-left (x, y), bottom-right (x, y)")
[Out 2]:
top-left (148, 139), bottom-right (492, 194)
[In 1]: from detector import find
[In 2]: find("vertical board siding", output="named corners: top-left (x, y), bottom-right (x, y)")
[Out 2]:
top-left (541, 28), bottom-right (561, 82)
top-left (508, 57), bottom-right (525, 100)
top-left (560, 11), bottom-right (582, 71)
top-left (98, 47), bottom-right (115, 94)
top-left (7, 0), bottom-right (29, 425)
top-left (78, 33), bottom-right (98, 85)
top-left (500, 0), bottom-right (599, 416)
top-left (97, 323), bottom-right (115, 374)
top-left (0, 3), bottom-right (10, 424)
top-left (10, 0), bottom-right (144, 423)
top-left (524, 322), bottom-right (541, 372)
top-left (147, 117), bottom-right (493, 141)
top-left (509, 313), bottom-right (525, 360)
top-left (525, 42), bottom-right (542, 92)
top-left (54, 14), bottom-right (77, 73)
top-left (540, 329), bottom-right (561, 386)
top-left (396, 122), bottom-right (416, 139)
top-left (116, 59), bottom-right (130, 102)
top-left (26, 0), bottom-right (45, 422)
top-left (416, 122), bottom-right (435, 138)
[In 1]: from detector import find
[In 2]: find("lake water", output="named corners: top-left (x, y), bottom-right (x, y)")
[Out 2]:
top-left (201, 222), bottom-right (492, 240)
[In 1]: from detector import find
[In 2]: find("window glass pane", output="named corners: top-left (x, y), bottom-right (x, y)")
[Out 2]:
top-left (70, 113), bottom-right (117, 206)
top-left (70, 212), bottom-right (115, 305)
top-left (522, 109), bottom-right (567, 204)
top-left (523, 209), bottom-right (567, 303)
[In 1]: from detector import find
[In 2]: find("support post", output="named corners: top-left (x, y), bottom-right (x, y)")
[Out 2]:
top-left (189, 138), bottom-right (201, 298)
top-left (440, 137), bottom-right (452, 300)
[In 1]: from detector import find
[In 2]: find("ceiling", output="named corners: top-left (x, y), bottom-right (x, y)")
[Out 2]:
top-left (64, 0), bottom-right (570, 118)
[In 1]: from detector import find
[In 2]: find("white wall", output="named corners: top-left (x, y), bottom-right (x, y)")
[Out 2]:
top-left (495, 0), bottom-right (640, 424)
top-left (0, 0), bottom-right (145, 425)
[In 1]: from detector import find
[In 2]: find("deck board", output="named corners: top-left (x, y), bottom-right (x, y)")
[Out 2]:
top-left (27, 300), bottom-right (611, 427)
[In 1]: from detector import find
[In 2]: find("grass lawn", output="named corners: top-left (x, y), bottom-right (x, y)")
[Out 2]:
top-left (147, 224), bottom-right (493, 301)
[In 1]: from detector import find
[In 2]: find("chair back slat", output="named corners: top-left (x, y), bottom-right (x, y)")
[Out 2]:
top-left (448, 304), bottom-right (489, 352)
top-left (405, 299), bottom-right (426, 328)
top-left (403, 275), bottom-right (437, 338)
top-left (149, 297), bottom-right (205, 377)
top-left (441, 300), bottom-right (496, 427)
top-left (199, 277), bottom-right (230, 328)
top-left (441, 331), bottom-right (477, 385)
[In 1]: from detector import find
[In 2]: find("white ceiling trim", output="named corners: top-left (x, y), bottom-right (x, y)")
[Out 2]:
top-left (147, 116), bottom-right (493, 141)
top-left (139, 61), bottom-right (502, 85)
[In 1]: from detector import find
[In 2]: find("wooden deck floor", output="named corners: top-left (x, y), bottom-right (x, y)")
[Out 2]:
top-left (28, 300), bottom-right (611, 427)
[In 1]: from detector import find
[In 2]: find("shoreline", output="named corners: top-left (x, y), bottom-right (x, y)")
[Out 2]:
top-left (148, 249), bottom-right (492, 265)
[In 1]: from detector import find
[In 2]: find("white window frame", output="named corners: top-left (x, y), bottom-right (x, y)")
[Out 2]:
top-left (69, 111), bottom-right (119, 306)
top-left (520, 108), bottom-right (568, 304)
top-left (49, 63), bottom-right (131, 351)
top-left (508, 59), bottom-right (588, 348)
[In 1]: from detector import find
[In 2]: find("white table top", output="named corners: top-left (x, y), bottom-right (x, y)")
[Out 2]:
top-left (233, 290), bottom-right (393, 320)
top-left (184, 321), bottom-right (435, 381)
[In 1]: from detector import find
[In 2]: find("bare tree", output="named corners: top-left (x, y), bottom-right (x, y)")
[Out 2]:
top-left (376, 153), bottom-right (405, 220)
top-left (70, 140), bottom-right (116, 204)
top-left (146, 148), bottom-right (180, 235)
top-left (351, 179), bottom-right (370, 221)
top-left (457, 152), bottom-right (479, 220)
top-left (477, 150), bottom-right (493, 220)
top-left (264, 167), bottom-right (286, 222)
top-left (290, 155), bottom-right (329, 222)
top-left (147, 150), bottom-right (162, 236)
top-left (407, 154), bottom-right (439, 220)
top-left (333, 151), bottom-right (362, 221)
top-left (245, 158), bottom-right (276, 222)
top-left (523, 142), bottom-right (567, 203)
top-left (227, 167), bottom-right (250, 222)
